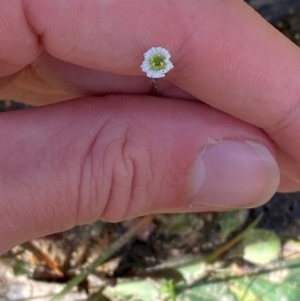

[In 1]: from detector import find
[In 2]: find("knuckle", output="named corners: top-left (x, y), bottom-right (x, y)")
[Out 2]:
top-left (76, 122), bottom-right (151, 223)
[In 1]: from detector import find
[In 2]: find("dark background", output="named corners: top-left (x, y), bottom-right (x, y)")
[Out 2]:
top-left (246, 0), bottom-right (300, 22)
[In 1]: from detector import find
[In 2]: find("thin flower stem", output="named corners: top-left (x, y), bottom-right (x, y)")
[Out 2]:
top-left (50, 215), bottom-right (153, 301)
top-left (151, 79), bottom-right (158, 96)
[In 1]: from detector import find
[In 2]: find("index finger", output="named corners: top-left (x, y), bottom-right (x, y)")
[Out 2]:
top-left (3, 0), bottom-right (300, 179)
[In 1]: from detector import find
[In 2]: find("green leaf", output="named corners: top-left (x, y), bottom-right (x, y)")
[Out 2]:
top-left (13, 259), bottom-right (30, 276)
top-left (177, 281), bottom-right (237, 301)
top-left (160, 280), bottom-right (177, 301)
top-left (228, 281), bottom-right (258, 301)
top-left (102, 277), bottom-right (238, 301)
top-left (177, 261), bottom-right (207, 284)
top-left (282, 239), bottom-right (300, 260)
top-left (167, 214), bottom-right (202, 233)
top-left (101, 259), bottom-right (300, 301)
top-left (103, 279), bottom-right (161, 301)
top-left (242, 229), bottom-right (281, 265)
top-left (218, 210), bottom-right (248, 242)
top-left (87, 291), bottom-right (108, 301)
top-left (228, 260), bottom-right (300, 301)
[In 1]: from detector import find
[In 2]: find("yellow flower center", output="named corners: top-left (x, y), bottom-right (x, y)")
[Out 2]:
top-left (149, 54), bottom-right (167, 71)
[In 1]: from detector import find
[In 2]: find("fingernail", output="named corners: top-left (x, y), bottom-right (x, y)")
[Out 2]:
top-left (190, 140), bottom-right (280, 208)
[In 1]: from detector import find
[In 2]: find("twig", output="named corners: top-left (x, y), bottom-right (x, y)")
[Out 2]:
top-left (21, 241), bottom-right (64, 277)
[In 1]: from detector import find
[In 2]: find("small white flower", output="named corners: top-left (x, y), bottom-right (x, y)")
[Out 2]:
top-left (141, 47), bottom-right (174, 78)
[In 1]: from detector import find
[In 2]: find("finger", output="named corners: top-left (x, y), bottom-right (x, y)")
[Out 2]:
top-left (0, 65), bottom-right (78, 104)
top-left (3, 0), bottom-right (300, 123)
top-left (278, 175), bottom-right (300, 192)
top-left (13, 0), bottom-right (300, 183)
top-left (0, 52), bottom-right (196, 105)
top-left (0, 1), bottom-right (41, 76)
top-left (0, 95), bottom-right (279, 253)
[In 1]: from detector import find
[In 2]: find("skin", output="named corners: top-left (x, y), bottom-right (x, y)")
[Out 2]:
top-left (0, 0), bottom-right (300, 253)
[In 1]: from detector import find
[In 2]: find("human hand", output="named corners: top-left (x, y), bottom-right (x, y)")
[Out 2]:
top-left (0, 0), bottom-right (299, 253)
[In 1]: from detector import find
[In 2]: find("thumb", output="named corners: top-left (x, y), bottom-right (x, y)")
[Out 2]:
top-left (0, 95), bottom-right (279, 253)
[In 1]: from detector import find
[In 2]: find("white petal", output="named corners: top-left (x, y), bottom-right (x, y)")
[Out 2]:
top-left (162, 49), bottom-right (171, 59)
top-left (144, 52), bottom-right (152, 60)
top-left (156, 70), bottom-right (166, 78)
top-left (155, 47), bottom-right (161, 54)
top-left (151, 71), bottom-right (159, 78)
top-left (141, 61), bottom-right (150, 68)
top-left (144, 48), bottom-right (152, 59)
top-left (143, 65), bottom-right (151, 72)
top-left (148, 71), bottom-right (156, 78)
top-left (141, 66), bottom-right (149, 72)
top-left (164, 61), bottom-right (174, 73)
top-left (145, 69), bottom-right (152, 78)
top-left (150, 47), bottom-right (157, 56)
top-left (146, 70), bottom-right (155, 78)
top-left (151, 70), bottom-right (160, 78)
